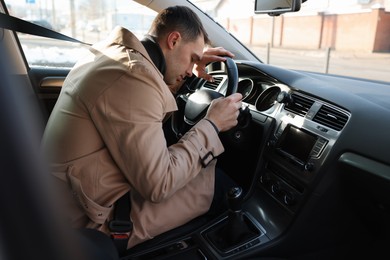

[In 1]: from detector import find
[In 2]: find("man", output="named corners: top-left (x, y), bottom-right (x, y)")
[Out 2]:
top-left (42, 5), bottom-right (242, 249)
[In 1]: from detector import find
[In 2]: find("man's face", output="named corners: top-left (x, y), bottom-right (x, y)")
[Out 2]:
top-left (164, 34), bottom-right (204, 91)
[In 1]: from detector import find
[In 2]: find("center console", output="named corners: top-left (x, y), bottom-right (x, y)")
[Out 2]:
top-left (259, 91), bottom-right (348, 213)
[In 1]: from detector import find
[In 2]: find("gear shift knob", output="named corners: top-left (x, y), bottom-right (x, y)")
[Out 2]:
top-left (227, 186), bottom-right (243, 212)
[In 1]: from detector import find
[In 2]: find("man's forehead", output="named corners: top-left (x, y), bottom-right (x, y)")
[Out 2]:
top-left (192, 36), bottom-right (206, 60)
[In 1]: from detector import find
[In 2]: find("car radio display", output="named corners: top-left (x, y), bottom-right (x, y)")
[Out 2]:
top-left (276, 125), bottom-right (317, 164)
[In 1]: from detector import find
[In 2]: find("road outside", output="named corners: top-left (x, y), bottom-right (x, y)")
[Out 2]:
top-left (251, 46), bottom-right (390, 84)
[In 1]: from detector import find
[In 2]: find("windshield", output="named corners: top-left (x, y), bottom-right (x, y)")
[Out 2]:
top-left (5, 0), bottom-right (390, 83)
top-left (191, 0), bottom-right (390, 83)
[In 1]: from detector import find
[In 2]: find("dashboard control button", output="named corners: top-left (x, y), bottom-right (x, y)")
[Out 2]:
top-left (304, 162), bottom-right (315, 171)
top-left (271, 182), bottom-right (280, 194)
top-left (283, 192), bottom-right (296, 205)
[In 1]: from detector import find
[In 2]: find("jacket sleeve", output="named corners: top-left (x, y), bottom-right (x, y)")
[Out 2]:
top-left (90, 63), bottom-right (224, 203)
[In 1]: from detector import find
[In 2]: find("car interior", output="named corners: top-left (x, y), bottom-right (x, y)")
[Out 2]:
top-left (1, 0), bottom-right (390, 259)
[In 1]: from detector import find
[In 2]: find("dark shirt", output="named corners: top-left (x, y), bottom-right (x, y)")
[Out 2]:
top-left (141, 35), bottom-right (166, 76)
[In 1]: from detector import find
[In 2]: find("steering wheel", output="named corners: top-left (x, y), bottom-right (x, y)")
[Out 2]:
top-left (184, 57), bottom-right (239, 125)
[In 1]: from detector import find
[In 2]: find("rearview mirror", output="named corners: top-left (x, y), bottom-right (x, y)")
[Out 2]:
top-left (254, 0), bottom-right (301, 16)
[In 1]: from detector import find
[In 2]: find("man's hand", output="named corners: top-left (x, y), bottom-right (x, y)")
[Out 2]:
top-left (194, 47), bottom-right (235, 82)
top-left (205, 93), bottom-right (243, 132)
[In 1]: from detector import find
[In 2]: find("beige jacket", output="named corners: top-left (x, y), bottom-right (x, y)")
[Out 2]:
top-left (42, 26), bottom-right (224, 248)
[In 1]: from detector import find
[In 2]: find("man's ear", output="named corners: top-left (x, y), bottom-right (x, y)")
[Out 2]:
top-left (167, 31), bottom-right (181, 50)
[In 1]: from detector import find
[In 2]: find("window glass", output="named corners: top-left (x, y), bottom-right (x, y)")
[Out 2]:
top-left (5, 0), bottom-right (156, 68)
top-left (191, 0), bottom-right (390, 83)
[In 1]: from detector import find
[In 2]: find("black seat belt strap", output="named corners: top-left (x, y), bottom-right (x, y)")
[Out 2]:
top-left (108, 191), bottom-right (133, 256)
top-left (0, 12), bottom-right (90, 45)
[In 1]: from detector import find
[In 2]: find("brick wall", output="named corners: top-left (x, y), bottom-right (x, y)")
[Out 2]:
top-left (374, 8), bottom-right (390, 51)
top-left (332, 10), bottom-right (377, 51)
top-left (281, 15), bottom-right (323, 49)
top-left (222, 8), bottom-right (390, 52)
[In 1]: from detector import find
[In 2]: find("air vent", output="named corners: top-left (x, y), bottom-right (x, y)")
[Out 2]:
top-left (203, 76), bottom-right (223, 90)
top-left (284, 94), bottom-right (314, 117)
top-left (313, 105), bottom-right (349, 131)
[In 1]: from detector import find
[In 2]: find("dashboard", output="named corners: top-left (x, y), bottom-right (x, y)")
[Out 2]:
top-left (184, 60), bottom-right (390, 257)
top-left (202, 61), bottom-right (351, 210)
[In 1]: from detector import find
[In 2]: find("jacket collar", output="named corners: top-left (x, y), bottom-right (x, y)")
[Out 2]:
top-left (106, 26), bottom-right (166, 76)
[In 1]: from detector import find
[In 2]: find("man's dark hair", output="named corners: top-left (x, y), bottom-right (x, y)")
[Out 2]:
top-left (149, 5), bottom-right (210, 45)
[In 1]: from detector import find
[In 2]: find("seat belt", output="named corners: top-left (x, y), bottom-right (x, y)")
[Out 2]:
top-left (108, 191), bottom-right (133, 256)
top-left (0, 12), bottom-right (89, 45)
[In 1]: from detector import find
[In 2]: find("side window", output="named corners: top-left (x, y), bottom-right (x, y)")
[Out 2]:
top-left (5, 0), bottom-right (156, 69)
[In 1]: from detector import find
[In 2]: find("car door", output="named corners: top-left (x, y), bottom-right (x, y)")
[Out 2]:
top-left (3, 0), bottom-right (156, 131)
top-left (1, 13), bottom-right (86, 132)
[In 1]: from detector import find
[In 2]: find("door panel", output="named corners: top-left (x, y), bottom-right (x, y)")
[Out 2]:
top-left (28, 67), bottom-right (69, 124)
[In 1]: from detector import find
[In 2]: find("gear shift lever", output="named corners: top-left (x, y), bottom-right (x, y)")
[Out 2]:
top-left (227, 186), bottom-right (243, 212)
top-left (206, 187), bottom-right (260, 252)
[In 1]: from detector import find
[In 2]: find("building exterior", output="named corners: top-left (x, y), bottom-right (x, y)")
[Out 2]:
top-left (210, 0), bottom-right (390, 52)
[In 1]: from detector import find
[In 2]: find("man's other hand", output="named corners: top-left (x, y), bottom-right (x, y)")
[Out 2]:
top-left (194, 47), bottom-right (235, 82)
